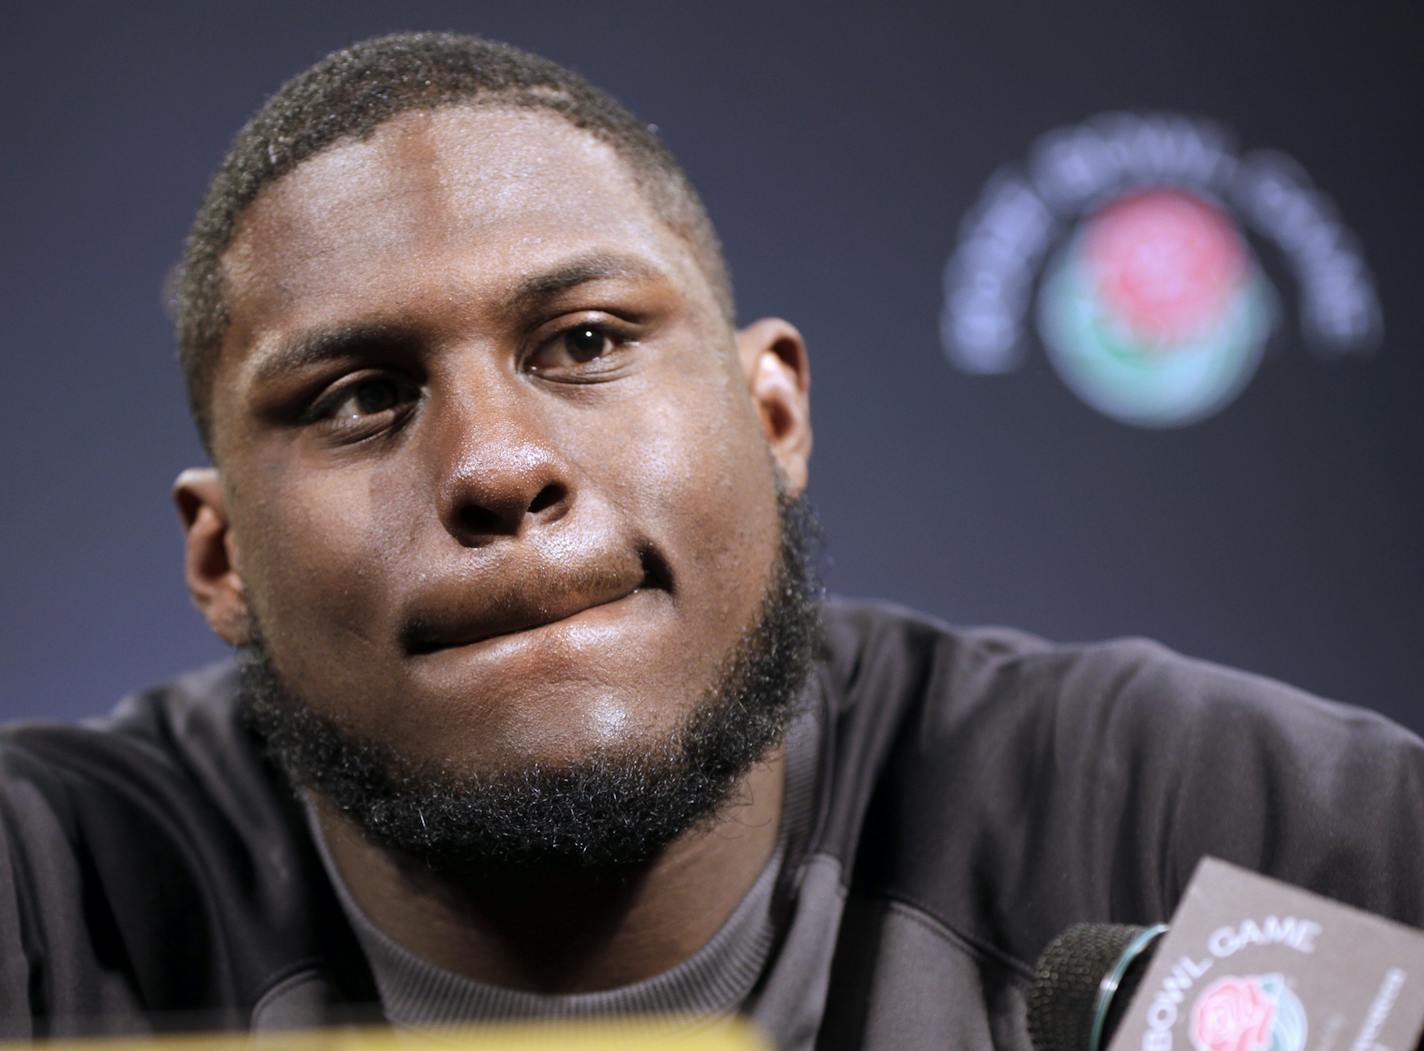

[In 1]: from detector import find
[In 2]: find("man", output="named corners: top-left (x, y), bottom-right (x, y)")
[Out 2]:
top-left (2, 31), bottom-right (1422, 1049)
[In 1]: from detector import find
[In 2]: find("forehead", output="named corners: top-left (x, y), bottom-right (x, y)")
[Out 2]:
top-left (219, 106), bottom-right (708, 342)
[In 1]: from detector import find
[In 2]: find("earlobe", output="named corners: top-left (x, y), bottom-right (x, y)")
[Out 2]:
top-left (736, 318), bottom-right (813, 496)
top-left (173, 467), bottom-right (250, 646)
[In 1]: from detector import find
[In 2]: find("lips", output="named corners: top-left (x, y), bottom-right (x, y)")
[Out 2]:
top-left (399, 549), bottom-right (661, 655)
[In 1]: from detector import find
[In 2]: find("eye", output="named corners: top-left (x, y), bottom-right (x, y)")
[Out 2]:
top-left (310, 373), bottom-right (419, 440)
top-left (561, 326), bottom-right (613, 363)
top-left (333, 376), bottom-right (407, 418)
top-left (526, 323), bottom-right (625, 376)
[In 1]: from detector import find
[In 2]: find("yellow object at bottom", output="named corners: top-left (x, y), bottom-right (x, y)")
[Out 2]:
top-left (11, 1019), bottom-right (769, 1051)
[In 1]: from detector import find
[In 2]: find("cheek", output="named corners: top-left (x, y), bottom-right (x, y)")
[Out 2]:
top-left (232, 465), bottom-right (402, 687)
top-left (612, 365), bottom-right (780, 613)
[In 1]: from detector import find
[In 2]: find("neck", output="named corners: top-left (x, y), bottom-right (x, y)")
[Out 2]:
top-left (314, 751), bottom-right (785, 993)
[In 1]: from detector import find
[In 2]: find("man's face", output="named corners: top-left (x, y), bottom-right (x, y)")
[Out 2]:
top-left (196, 106), bottom-right (809, 781)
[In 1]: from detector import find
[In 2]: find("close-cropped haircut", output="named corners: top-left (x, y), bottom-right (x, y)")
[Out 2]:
top-left (175, 31), bottom-right (733, 452)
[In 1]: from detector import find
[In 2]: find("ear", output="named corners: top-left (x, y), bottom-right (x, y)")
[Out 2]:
top-left (173, 467), bottom-right (250, 646)
top-left (736, 318), bottom-right (812, 496)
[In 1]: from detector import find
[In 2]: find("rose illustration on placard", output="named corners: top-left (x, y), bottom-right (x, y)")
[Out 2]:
top-left (1189, 974), bottom-right (1307, 1051)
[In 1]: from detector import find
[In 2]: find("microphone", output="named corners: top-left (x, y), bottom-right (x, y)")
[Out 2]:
top-left (1025, 858), bottom-right (1424, 1051)
top-left (1028, 923), bottom-right (1167, 1051)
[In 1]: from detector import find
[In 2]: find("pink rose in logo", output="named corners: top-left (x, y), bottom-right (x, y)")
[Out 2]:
top-left (1191, 976), bottom-right (1277, 1051)
top-left (1084, 190), bottom-right (1246, 348)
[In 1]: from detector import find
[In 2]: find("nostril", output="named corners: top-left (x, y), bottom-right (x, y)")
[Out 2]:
top-left (446, 480), bottom-right (569, 544)
top-left (528, 482), bottom-right (567, 516)
top-left (457, 504), bottom-right (504, 535)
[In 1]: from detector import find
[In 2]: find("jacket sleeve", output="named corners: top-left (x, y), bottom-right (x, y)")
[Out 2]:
top-left (0, 778), bottom-right (34, 1042)
top-left (0, 741), bottom-right (152, 1039)
top-left (845, 616), bottom-right (1424, 971)
top-left (1035, 636), bottom-right (1424, 925)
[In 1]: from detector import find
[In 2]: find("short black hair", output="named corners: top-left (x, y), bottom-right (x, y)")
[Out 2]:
top-left (176, 31), bottom-right (733, 451)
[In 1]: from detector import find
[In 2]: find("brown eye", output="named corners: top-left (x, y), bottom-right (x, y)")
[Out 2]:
top-left (563, 327), bottom-right (610, 362)
top-left (526, 319), bottom-right (637, 381)
top-left (311, 373), bottom-right (420, 441)
top-left (350, 378), bottom-right (400, 415)
top-left (527, 323), bottom-right (628, 376)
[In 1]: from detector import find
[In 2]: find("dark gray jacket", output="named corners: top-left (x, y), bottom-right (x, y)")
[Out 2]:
top-left (3, 601), bottom-right (1422, 1047)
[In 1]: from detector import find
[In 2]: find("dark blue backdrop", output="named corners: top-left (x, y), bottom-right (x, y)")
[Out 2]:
top-left (3, 1), bottom-right (1421, 728)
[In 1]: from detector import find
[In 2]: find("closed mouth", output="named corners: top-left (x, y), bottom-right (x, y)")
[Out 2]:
top-left (400, 545), bottom-right (672, 657)
top-left (404, 587), bottom-right (643, 655)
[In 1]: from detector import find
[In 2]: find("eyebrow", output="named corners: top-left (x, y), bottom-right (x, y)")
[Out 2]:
top-left (502, 251), bottom-right (668, 316)
top-left (246, 250), bottom-right (670, 387)
top-left (247, 323), bottom-right (415, 389)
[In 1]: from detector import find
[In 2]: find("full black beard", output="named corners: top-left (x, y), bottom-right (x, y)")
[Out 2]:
top-left (240, 493), bottom-right (821, 873)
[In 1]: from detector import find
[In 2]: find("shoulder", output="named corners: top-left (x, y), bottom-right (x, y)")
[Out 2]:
top-left (818, 595), bottom-right (1416, 772)
top-left (0, 661), bottom-right (256, 831)
top-left (0, 662), bottom-right (348, 1025)
top-left (819, 595), bottom-right (1388, 729)
top-left (814, 598), bottom-right (1424, 968)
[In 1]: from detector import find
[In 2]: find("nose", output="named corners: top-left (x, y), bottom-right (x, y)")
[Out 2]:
top-left (429, 385), bottom-right (574, 546)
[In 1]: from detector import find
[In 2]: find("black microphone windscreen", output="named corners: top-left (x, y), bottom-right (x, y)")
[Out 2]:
top-left (1027, 922), bottom-right (1161, 1051)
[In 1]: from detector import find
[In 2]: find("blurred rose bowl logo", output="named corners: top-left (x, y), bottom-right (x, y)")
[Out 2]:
top-left (1038, 189), bottom-right (1275, 426)
top-left (1189, 974), bottom-right (1307, 1051)
top-left (940, 112), bottom-right (1382, 428)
